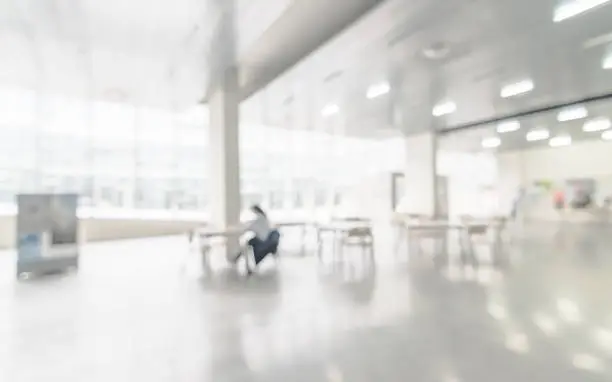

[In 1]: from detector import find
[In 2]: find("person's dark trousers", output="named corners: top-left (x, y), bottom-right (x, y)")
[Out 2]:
top-left (248, 237), bottom-right (267, 266)
top-left (248, 230), bottom-right (281, 266)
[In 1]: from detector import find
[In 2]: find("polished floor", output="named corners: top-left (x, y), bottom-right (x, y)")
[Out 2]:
top-left (1, 222), bottom-right (612, 381)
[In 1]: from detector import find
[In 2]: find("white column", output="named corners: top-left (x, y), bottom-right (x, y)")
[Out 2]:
top-left (209, 67), bottom-right (241, 258)
top-left (401, 132), bottom-right (438, 216)
top-left (207, 0), bottom-right (240, 259)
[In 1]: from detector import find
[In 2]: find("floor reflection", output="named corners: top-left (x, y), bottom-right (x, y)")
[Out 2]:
top-left (1, 223), bottom-right (612, 381)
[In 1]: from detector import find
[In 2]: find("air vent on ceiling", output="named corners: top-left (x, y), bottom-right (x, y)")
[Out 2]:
top-left (422, 41), bottom-right (451, 60)
top-left (323, 70), bottom-right (343, 83)
top-left (283, 95), bottom-right (294, 106)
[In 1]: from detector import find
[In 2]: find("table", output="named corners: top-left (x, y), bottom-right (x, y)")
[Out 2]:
top-left (189, 226), bottom-right (243, 272)
top-left (315, 222), bottom-right (373, 261)
top-left (402, 220), bottom-right (505, 266)
top-left (190, 220), bottom-right (313, 271)
top-left (275, 221), bottom-right (311, 256)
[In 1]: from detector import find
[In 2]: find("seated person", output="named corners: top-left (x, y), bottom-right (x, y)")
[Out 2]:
top-left (237, 205), bottom-right (280, 272)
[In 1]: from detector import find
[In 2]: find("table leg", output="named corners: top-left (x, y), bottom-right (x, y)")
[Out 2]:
top-left (301, 225), bottom-right (306, 257)
top-left (332, 231), bottom-right (338, 262)
top-left (408, 229), bottom-right (418, 259)
top-left (459, 229), bottom-right (469, 265)
top-left (316, 228), bottom-right (323, 260)
top-left (464, 232), bottom-right (478, 267)
top-left (394, 224), bottom-right (401, 253)
top-left (201, 243), bottom-right (212, 274)
top-left (337, 231), bottom-right (344, 263)
top-left (493, 226), bottom-right (503, 266)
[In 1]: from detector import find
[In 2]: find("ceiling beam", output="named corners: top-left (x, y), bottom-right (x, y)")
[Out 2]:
top-left (237, 0), bottom-right (385, 101)
top-left (441, 91), bottom-right (612, 135)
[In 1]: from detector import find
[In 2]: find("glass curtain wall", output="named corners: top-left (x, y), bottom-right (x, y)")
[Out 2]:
top-left (0, 86), bottom-right (403, 220)
top-left (239, 124), bottom-right (392, 219)
top-left (0, 87), bottom-right (208, 218)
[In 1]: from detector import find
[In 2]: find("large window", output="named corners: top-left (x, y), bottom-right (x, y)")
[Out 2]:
top-left (0, 86), bottom-right (405, 220)
top-left (239, 125), bottom-right (404, 218)
top-left (0, 87), bottom-right (209, 218)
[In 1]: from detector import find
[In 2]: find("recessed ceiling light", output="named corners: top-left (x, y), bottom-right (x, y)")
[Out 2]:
top-left (557, 298), bottom-right (581, 323)
top-left (572, 353), bottom-right (604, 372)
top-left (584, 32), bottom-right (612, 48)
top-left (500, 80), bottom-right (534, 98)
top-left (482, 137), bottom-right (501, 148)
top-left (432, 101), bottom-right (456, 117)
top-left (366, 82), bottom-right (390, 99)
top-left (526, 129), bottom-right (550, 141)
top-left (592, 327), bottom-right (612, 351)
top-left (583, 117), bottom-right (611, 132)
top-left (321, 104), bottom-right (339, 117)
top-left (497, 120), bottom-right (521, 133)
top-left (487, 303), bottom-right (507, 320)
top-left (602, 130), bottom-right (612, 140)
top-left (533, 313), bottom-right (559, 336)
top-left (554, 0), bottom-right (611, 22)
top-left (505, 332), bottom-right (530, 354)
top-left (549, 135), bottom-right (572, 147)
top-left (557, 106), bottom-right (588, 122)
top-left (603, 53), bottom-right (612, 69)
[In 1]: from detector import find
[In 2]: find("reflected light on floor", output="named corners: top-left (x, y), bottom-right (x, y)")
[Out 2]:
top-left (505, 332), bottom-right (530, 354)
top-left (533, 313), bottom-right (559, 336)
top-left (572, 353), bottom-right (604, 373)
top-left (557, 298), bottom-right (582, 323)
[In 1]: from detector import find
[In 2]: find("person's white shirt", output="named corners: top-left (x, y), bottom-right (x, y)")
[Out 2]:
top-left (245, 213), bottom-right (272, 240)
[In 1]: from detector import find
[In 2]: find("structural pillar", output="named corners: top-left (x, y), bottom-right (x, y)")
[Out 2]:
top-left (402, 131), bottom-right (438, 217)
top-left (209, 67), bottom-right (241, 259)
top-left (207, 0), bottom-right (240, 260)
top-left (396, 68), bottom-right (443, 218)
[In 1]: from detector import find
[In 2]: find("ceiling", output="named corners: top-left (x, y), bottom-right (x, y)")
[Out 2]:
top-left (236, 0), bottom-right (385, 100)
top-left (2, 0), bottom-right (612, 135)
top-left (0, 0), bottom-right (297, 109)
top-left (244, 0), bottom-right (612, 138)
top-left (439, 97), bottom-right (612, 152)
top-left (0, 0), bottom-right (383, 111)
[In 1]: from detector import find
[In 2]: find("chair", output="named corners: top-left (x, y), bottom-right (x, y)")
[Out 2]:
top-left (406, 216), bottom-right (447, 260)
top-left (340, 226), bottom-right (374, 258)
top-left (460, 215), bottom-right (492, 266)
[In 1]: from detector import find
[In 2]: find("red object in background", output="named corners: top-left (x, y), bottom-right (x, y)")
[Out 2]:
top-left (553, 190), bottom-right (565, 209)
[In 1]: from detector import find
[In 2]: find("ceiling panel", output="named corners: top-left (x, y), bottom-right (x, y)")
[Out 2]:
top-left (0, 0), bottom-right (289, 110)
top-left (253, 0), bottom-right (612, 138)
top-left (2, 0), bottom-right (612, 125)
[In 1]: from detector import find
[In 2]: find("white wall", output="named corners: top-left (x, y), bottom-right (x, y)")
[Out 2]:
top-left (504, 139), bottom-right (612, 180)
top-left (439, 151), bottom-right (499, 218)
top-left (324, 139), bottom-right (500, 220)
top-left (497, 139), bottom-right (612, 221)
top-left (337, 172), bottom-right (394, 220)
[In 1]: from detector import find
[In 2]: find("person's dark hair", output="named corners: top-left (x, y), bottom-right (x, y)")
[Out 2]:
top-left (251, 204), bottom-right (267, 217)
